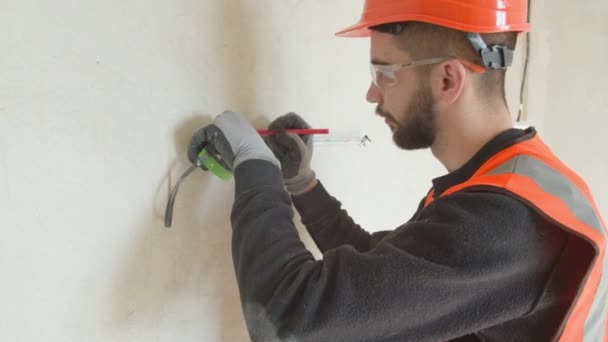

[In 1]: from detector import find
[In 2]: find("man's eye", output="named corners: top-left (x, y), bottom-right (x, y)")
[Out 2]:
top-left (380, 71), bottom-right (394, 80)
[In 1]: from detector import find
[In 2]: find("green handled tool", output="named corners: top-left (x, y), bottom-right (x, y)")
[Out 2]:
top-left (196, 146), bottom-right (232, 181)
top-left (164, 144), bottom-right (232, 228)
top-left (163, 128), bottom-right (330, 227)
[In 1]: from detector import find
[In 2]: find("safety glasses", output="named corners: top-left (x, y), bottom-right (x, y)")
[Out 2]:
top-left (370, 57), bottom-right (486, 88)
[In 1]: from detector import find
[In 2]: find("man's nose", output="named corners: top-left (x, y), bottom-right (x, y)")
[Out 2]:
top-left (366, 82), bottom-right (381, 103)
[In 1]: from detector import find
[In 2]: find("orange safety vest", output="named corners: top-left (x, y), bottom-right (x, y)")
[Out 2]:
top-left (424, 134), bottom-right (608, 341)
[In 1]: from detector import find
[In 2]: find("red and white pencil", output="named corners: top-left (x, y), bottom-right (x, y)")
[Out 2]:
top-left (257, 129), bottom-right (329, 136)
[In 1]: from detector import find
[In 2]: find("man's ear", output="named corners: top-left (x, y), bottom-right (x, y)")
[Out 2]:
top-left (432, 60), bottom-right (467, 105)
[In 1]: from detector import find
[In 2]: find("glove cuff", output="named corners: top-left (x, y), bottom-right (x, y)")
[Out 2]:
top-left (284, 169), bottom-right (316, 195)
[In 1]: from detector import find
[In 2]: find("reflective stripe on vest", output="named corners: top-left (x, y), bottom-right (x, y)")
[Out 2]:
top-left (424, 135), bottom-right (608, 341)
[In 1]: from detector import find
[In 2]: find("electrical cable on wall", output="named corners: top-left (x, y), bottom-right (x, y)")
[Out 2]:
top-left (517, 0), bottom-right (531, 123)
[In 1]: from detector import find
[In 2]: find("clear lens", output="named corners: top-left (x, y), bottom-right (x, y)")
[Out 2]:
top-left (370, 64), bottom-right (397, 88)
top-left (370, 57), bottom-right (463, 88)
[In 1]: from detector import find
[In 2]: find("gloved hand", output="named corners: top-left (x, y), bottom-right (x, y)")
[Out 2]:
top-left (263, 112), bottom-right (316, 195)
top-left (187, 110), bottom-right (280, 172)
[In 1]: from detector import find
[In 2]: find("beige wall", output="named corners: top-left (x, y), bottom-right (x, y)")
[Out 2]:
top-left (531, 0), bottom-right (608, 219)
top-left (1, 1), bottom-right (606, 341)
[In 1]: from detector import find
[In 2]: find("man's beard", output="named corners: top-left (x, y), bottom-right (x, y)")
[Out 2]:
top-left (376, 83), bottom-right (437, 150)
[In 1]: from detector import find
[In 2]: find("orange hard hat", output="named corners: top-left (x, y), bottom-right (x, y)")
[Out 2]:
top-left (336, 0), bottom-right (531, 37)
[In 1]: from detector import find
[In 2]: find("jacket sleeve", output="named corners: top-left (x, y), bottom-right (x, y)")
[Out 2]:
top-left (290, 180), bottom-right (392, 253)
top-left (231, 160), bottom-right (566, 342)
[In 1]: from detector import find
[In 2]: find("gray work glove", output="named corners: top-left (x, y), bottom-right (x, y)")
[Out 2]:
top-left (263, 112), bottom-right (316, 195)
top-left (187, 110), bottom-right (280, 172)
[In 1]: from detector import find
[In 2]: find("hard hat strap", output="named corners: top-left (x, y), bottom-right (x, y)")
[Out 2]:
top-left (466, 33), bottom-right (514, 70)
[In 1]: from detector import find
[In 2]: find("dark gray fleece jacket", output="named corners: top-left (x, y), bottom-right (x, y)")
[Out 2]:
top-left (229, 128), bottom-right (590, 342)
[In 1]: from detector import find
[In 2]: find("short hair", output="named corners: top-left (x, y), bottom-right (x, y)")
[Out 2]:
top-left (370, 22), bottom-right (518, 105)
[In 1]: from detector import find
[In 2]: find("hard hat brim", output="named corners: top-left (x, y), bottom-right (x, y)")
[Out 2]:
top-left (335, 15), bottom-right (531, 37)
